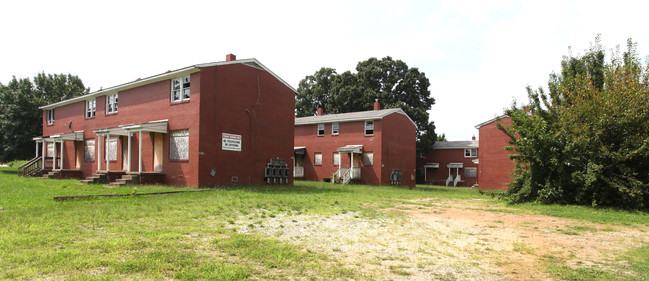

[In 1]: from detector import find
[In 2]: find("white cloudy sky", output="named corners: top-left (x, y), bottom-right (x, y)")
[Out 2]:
top-left (2, 0), bottom-right (648, 140)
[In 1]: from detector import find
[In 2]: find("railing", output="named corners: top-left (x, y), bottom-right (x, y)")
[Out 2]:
top-left (350, 167), bottom-right (361, 180)
top-left (453, 175), bottom-right (461, 187)
top-left (333, 167), bottom-right (361, 184)
top-left (18, 156), bottom-right (42, 177)
top-left (293, 166), bottom-right (304, 178)
top-left (445, 175), bottom-right (453, 186)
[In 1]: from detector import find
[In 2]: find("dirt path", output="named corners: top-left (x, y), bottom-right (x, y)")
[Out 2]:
top-left (232, 198), bottom-right (649, 280)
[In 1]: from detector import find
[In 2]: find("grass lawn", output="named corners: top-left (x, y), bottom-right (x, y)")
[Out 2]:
top-left (1, 166), bottom-right (648, 280)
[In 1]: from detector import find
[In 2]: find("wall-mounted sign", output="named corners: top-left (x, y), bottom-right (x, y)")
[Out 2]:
top-left (222, 133), bottom-right (242, 151)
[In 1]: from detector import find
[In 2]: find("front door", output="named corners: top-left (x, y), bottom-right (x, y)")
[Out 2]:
top-left (153, 133), bottom-right (163, 172)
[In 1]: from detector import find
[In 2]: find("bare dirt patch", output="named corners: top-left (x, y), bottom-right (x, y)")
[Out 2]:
top-left (230, 199), bottom-right (649, 280)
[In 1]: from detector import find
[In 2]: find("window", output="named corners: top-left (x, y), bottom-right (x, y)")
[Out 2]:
top-left (365, 121), bottom-right (374, 135)
top-left (464, 148), bottom-right (477, 158)
top-left (333, 152), bottom-right (340, 165)
top-left (171, 76), bottom-right (191, 102)
top-left (106, 93), bottom-right (118, 114)
top-left (332, 123), bottom-right (339, 135)
top-left (47, 109), bottom-right (55, 125)
top-left (314, 152), bottom-right (322, 165)
top-left (170, 129), bottom-right (189, 160)
top-left (363, 152), bottom-right (373, 165)
top-left (86, 99), bottom-right (96, 118)
top-left (465, 167), bottom-right (477, 178)
top-left (47, 142), bottom-right (55, 157)
top-left (317, 124), bottom-right (325, 136)
top-left (105, 137), bottom-right (117, 161)
top-left (84, 139), bottom-right (95, 161)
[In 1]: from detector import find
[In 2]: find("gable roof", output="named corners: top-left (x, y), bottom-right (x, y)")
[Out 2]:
top-left (433, 140), bottom-right (478, 150)
top-left (39, 58), bottom-right (296, 110)
top-left (474, 115), bottom-right (509, 129)
top-left (294, 108), bottom-right (416, 127)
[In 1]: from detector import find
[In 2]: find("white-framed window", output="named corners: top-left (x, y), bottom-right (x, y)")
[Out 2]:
top-left (333, 152), bottom-right (340, 165)
top-left (170, 129), bottom-right (189, 160)
top-left (105, 137), bottom-right (117, 161)
top-left (365, 121), bottom-right (374, 135)
top-left (464, 148), bottom-right (477, 158)
top-left (86, 99), bottom-right (96, 118)
top-left (465, 167), bottom-right (477, 178)
top-left (106, 93), bottom-right (118, 114)
top-left (332, 123), bottom-right (339, 135)
top-left (363, 152), bottom-right (374, 165)
top-left (171, 76), bottom-right (191, 102)
top-left (314, 152), bottom-right (322, 165)
top-left (84, 139), bottom-right (95, 161)
top-left (47, 109), bottom-right (55, 125)
top-left (317, 124), bottom-right (325, 136)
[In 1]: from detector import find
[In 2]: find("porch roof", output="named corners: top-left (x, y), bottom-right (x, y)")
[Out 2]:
top-left (94, 120), bottom-right (169, 136)
top-left (47, 131), bottom-right (84, 141)
top-left (424, 163), bottom-right (439, 168)
top-left (294, 146), bottom-right (306, 155)
top-left (337, 145), bottom-right (363, 153)
top-left (447, 163), bottom-right (464, 168)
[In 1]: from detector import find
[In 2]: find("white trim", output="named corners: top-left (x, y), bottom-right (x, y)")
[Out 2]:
top-left (364, 120), bottom-right (374, 136)
top-left (332, 122), bottom-right (339, 135)
top-left (464, 148), bottom-right (478, 158)
top-left (317, 124), bottom-right (325, 136)
top-left (106, 93), bottom-right (118, 114)
top-left (295, 108), bottom-right (416, 127)
top-left (475, 115), bottom-right (508, 129)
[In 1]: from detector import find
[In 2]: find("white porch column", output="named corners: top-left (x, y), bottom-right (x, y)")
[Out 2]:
top-left (97, 135), bottom-right (102, 172)
top-left (105, 135), bottom-right (110, 172)
top-left (338, 153), bottom-right (342, 178)
top-left (52, 141), bottom-right (57, 170)
top-left (59, 140), bottom-right (64, 170)
top-left (351, 153), bottom-right (354, 168)
top-left (424, 167), bottom-right (427, 182)
top-left (41, 140), bottom-right (46, 169)
top-left (138, 130), bottom-right (142, 173)
top-left (35, 142), bottom-right (39, 157)
top-left (127, 132), bottom-right (132, 173)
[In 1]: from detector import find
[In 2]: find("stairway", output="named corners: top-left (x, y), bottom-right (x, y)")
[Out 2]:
top-left (109, 174), bottom-right (140, 187)
top-left (80, 173), bottom-right (108, 184)
top-left (42, 170), bottom-right (61, 179)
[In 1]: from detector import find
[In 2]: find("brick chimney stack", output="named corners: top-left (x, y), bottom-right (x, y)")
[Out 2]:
top-left (374, 99), bottom-right (380, 110)
top-left (317, 107), bottom-right (324, 116)
top-left (472, 135), bottom-right (476, 140)
top-left (226, 54), bottom-right (236, 61)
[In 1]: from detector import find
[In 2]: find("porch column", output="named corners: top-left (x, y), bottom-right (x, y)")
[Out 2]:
top-left (127, 132), bottom-right (132, 173)
top-left (41, 140), bottom-right (46, 169)
top-left (53, 141), bottom-right (57, 170)
top-left (138, 130), bottom-right (142, 173)
top-left (105, 135), bottom-right (110, 172)
top-left (35, 141), bottom-right (39, 157)
top-left (97, 135), bottom-right (102, 172)
top-left (59, 140), bottom-right (64, 170)
top-left (424, 167), bottom-right (427, 182)
top-left (338, 153), bottom-right (342, 178)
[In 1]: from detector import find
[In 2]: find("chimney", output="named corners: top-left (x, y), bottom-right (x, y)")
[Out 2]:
top-left (317, 107), bottom-right (324, 116)
top-left (472, 135), bottom-right (476, 140)
top-left (226, 54), bottom-right (236, 61)
top-left (374, 99), bottom-right (380, 110)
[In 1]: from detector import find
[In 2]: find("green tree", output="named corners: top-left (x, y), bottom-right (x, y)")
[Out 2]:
top-left (501, 37), bottom-right (649, 210)
top-left (296, 57), bottom-right (436, 155)
top-left (0, 73), bottom-right (88, 162)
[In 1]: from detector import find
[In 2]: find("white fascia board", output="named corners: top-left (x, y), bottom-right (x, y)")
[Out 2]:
top-left (197, 58), bottom-right (297, 94)
top-left (475, 115), bottom-right (508, 129)
top-left (295, 116), bottom-right (383, 125)
top-left (39, 66), bottom-right (199, 110)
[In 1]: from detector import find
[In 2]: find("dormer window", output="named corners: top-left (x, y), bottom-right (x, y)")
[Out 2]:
top-left (172, 76), bottom-right (190, 102)
top-left (106, 93), bottom-right (118, 114)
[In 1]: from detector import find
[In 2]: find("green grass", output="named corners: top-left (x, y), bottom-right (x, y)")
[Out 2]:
top-left (1, 166), bottom-right (648, 280)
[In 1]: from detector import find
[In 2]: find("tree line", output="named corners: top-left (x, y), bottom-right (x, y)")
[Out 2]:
top-left (0, 73), bottom-right (87, 163)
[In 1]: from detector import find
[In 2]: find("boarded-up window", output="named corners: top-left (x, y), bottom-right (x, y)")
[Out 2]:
top-left (465, 167), bottom-right (477, 178)
top-left (314, 152), bottom-right (322, 165)
top-left (85, 139), bottom-right (95, 161)
top-left (333, 152), bottom-right (340, 165)
top-left (363, 152), bottom-right (374, 165)
top-left (170, 129), bottom-right (189, 160)
top-left (105, 137), bottom-right (117, 161)
top-left (47, 142), bottom-right (55, 157)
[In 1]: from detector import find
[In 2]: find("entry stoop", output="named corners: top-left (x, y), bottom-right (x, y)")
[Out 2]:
top-left (80, 173), bottom-right (108, 185)
top-left (109, 174), bottom-right (140, 187)
top-left (42, 170), bottom-right (61, 179)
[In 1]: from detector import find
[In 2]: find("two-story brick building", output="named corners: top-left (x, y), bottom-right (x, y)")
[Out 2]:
top-left (293, 101), bottom-right (417, 187)
top-left (417, 139), bottom-right (479, 187)
top-left (29, 54), bottom-right (296, 187)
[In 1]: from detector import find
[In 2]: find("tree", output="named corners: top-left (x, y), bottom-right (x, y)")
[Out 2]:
top-left (296, 57), bottom-right (436, 155)
top-left (500, 37), bottom-right (649, 210)
top-left (436, 133), bottom-right (447, 142)
top-left (0, 73), bottom-right (88, 162)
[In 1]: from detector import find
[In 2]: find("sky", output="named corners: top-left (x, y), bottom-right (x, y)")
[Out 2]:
top-left (2, 0), bottom-right (648, 141)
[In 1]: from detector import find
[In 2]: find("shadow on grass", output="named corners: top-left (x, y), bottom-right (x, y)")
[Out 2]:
top-left (0, 169), bottom-right (17, 175)
top-left (211, 184), bottom-right (353, 195)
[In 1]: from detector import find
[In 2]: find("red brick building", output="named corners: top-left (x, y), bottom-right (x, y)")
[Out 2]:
top-left (29, 54), bottom-right (296, 187)
top-left (293, 102), bottom-right (417, 187)
top-left (418, 140), bottom-right (479, 187)
top-left (475, 116), bottom-right (514, 190)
